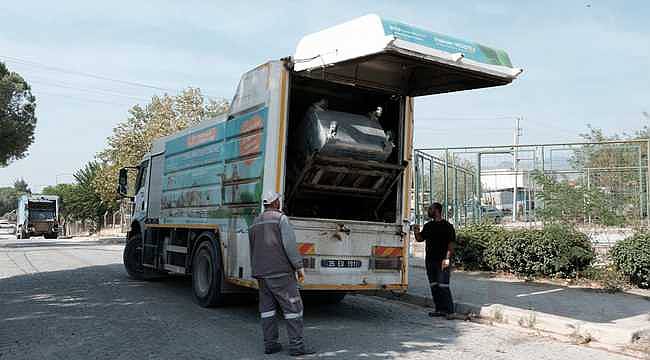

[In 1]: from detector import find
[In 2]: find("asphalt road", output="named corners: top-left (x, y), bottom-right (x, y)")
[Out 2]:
top-left (0, 235), bottom-right (631, 360)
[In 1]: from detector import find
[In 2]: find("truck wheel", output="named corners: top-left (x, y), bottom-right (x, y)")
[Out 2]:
top-left (192, 240), bottom-right (226, 307)
top-left (123, 234), bottom-right (147, 280)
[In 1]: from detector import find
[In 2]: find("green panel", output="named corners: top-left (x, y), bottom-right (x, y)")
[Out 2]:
top-left (382, 18), bottom-right (513, 68)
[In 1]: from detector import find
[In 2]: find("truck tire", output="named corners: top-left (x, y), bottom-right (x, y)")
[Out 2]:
top-left (192, 240), bottom-right (226, 307)
top-left (123, 233), bottom-right (148, 280)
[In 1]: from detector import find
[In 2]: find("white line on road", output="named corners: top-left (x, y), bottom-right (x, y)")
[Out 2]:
top-left (516, 288), bottom-right (564, 297)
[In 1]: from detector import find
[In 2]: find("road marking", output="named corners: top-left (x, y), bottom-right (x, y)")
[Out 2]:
top-left (516, 288), bottom-right (564, 297)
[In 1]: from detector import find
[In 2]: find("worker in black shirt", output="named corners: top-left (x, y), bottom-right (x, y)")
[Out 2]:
top-left (413, 202), bottom-right (455, 317)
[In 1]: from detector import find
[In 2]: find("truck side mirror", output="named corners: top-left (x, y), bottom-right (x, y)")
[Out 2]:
top-left (117, 168), bottom-right (130, 198)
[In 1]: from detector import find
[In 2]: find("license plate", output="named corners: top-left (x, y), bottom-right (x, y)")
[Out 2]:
top-left (321, 259), bottom-right (362, 268)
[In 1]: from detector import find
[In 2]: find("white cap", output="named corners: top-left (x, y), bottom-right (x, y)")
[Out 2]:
top-left (262, 191), bottom-right (281, 205)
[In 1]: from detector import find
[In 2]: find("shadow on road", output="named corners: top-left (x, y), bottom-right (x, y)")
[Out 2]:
top-left (0, 264), bottom-right (462, 359)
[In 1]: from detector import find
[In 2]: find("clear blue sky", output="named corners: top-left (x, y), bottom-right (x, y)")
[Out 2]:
top-left (1, 1), bottom-right (648, 192)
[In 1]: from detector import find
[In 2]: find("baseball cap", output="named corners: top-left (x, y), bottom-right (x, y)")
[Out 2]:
top-left (262, 191), bottom-right (281, 205)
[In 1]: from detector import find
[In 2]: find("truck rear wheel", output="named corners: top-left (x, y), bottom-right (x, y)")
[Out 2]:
top-left (192, 240), bottom-right (226, 307)
top-left (123, 233), bottom-right (148, 280)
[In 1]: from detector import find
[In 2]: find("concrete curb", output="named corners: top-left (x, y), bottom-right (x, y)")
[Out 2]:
top-left (388, 261), bottom-right (650, 353)
top-left (96, 236), bottom-right (126, 245)
top-left (377, 290), bottom-right (649, 352)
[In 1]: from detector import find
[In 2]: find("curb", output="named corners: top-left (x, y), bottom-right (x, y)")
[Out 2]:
top-left (96, 236), bottom-right (126, 245)
top-left (378, 286), bottom-right (650, 353)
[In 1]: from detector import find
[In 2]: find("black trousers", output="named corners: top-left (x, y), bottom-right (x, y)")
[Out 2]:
top-left (425, 259), bottom-right (454, 313)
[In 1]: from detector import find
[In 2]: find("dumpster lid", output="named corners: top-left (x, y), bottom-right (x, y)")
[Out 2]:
top-left (293, 14), bottom-right (522, 96)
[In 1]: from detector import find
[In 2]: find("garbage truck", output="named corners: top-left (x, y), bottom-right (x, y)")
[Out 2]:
top-left (16, 194), bottom-right (59, 239)
top-left (117, 14), bottom-right (522, 307)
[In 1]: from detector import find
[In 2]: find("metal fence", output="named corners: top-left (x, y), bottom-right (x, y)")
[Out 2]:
top-left (64, 200), bottom-right (133, 237)
top-left (414, 139), bottom-right (650, 229)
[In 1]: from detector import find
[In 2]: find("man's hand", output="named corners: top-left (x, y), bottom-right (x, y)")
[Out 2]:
top-left (296, 268), bottom-right (305, 284)
top-left (441, 259), bottom-right (450, 270)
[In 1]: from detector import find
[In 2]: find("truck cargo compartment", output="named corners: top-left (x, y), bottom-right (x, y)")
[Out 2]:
top-left (284, 75), bottom-right (405, 223)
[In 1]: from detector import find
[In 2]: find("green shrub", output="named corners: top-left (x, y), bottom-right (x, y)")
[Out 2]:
top-left (454, 224), bottom-right (506, 270)
top-left (611, 232), bottom-right (650, 288)
top-left (579, 265), bottom-right (628, 293)
top-left (454, 224), bottom-right (594, 277)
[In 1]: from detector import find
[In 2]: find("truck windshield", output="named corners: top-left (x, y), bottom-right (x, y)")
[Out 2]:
top-left (30, 210), bottom-right (55, 220)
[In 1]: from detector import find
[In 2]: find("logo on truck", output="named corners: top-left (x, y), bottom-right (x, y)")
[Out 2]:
top-left (239, 115), bottom-right (263, 165)
top-left (187, 128), bottom-right (217, 147)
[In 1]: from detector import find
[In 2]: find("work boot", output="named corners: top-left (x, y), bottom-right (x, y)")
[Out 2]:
top-left (289, 346), bottom-right (316, 356)
top-left (264, 343), bottom-right (283, 354)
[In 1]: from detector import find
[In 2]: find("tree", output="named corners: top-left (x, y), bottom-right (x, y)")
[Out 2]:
top-left (570, 123), bottom-right (648, 222)
top-left (0, 178), bottom-right (32, 216)
top-left (94, 88), bottom-right (228, 204)
top-left (42, 183), bottom-right (76, 225)
top-left (71, 162), bottom-right (112, 229)
top-left (531, 170), bottom-right (623, 226)
top-left (0, 62), bottom-right (37, 166)
top-left (13, 178), bottom-right (30, 194)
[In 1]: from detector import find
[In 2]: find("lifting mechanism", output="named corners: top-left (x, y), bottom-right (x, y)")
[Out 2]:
top-left (286, 151), bottom-right (407, 220)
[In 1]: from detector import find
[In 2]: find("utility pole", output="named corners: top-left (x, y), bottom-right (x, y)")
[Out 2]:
top-left (512, 117), bottom-right (522, 222)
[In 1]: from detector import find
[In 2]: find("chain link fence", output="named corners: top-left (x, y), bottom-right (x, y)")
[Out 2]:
top-left (413, 139), bottom-right (650, 248)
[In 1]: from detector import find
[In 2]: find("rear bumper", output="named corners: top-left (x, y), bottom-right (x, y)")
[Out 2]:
top-left (225, 277), bottom-right (407, 293)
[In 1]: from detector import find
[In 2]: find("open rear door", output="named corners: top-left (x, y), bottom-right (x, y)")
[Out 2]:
top-left (293, 14), bottom-right (522, 95)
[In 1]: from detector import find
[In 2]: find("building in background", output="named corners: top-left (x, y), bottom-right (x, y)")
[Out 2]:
top-left (481, 169), bottom-right (534, 214)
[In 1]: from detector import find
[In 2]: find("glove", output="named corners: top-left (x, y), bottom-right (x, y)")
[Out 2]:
top-left (441, 259), bottom-right (450, 270)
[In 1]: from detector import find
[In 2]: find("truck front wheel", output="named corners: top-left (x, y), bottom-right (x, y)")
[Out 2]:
top-left (123, 234), bottom-right (147, 280)
top-left (192, 240), bottom-right (226, 307)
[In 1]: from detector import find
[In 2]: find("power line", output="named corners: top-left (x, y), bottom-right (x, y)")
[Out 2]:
top-left (1, 55), bottom-right (231, 100)
top-left (29, 78), bottom-right (150, 102)
top-left (35, 90), bottom-right (132, 107)
top-left (1, 55), bottom-right (177, 92)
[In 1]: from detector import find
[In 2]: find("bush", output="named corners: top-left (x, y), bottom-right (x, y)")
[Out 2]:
top-left (454, 224), bottom-right (594, 277)
top-left (454, 224), bottom-right (506, 270)
top-left (579, 265), bottom-right (628, 293)
top-left (611, 232), bottom-right (650, 288)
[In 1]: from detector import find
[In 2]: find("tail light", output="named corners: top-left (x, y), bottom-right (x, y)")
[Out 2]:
top-left (298, 243), bottom-right (316, 269)
top-left (371, 246), bottom-right (402, 270)
top-left (297, 243), bottom-right (315, 255)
